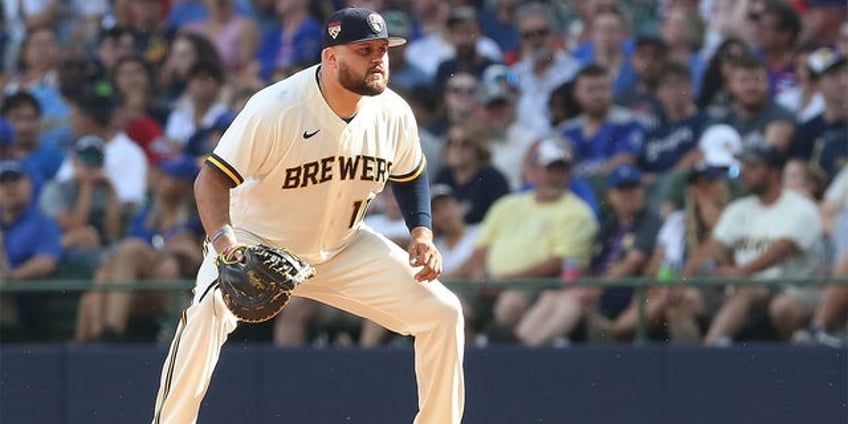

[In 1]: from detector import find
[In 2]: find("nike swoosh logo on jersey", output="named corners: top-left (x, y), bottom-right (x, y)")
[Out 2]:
top-left (303, 129), bottom-right (320, 139)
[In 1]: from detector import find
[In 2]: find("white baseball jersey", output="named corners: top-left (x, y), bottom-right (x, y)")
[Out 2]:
top-left (206, 65), bottom-right (425, 264)
top-left (712, 190), bottom-right (822, 279)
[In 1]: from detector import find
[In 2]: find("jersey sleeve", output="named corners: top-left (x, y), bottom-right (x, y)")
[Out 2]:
top-left (388, 104), bottom-right (426, 183)
top-left (206, 103), bottom-right (281, 187)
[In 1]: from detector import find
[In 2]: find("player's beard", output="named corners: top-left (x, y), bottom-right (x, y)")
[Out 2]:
top-left (338, 61), bottom-right (388, 96)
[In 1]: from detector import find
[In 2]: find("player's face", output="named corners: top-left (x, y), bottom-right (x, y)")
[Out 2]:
top-left (336, 40), bottom-right (390, 96)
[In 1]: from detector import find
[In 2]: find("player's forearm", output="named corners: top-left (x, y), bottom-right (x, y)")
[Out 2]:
top-left (195, 166), bottom-right (237, 253)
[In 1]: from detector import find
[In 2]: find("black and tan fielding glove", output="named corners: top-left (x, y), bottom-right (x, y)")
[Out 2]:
top-left (215, 244), bottom-right (316, 323)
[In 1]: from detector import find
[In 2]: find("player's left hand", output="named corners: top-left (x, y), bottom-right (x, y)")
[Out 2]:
top-left (407, 227), bottom-right (442, 282)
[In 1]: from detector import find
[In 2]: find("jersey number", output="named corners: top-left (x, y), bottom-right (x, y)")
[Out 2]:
top-left (348, 196), bottom-right (375, 229)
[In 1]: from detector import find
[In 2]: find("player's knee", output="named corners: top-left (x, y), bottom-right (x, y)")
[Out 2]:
top-left (434, 290), bottom-right (464, 327)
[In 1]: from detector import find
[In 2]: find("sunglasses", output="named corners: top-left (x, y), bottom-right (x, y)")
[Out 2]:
top-left (447, 85), bottom-right (475, 95)
top-left (522, 28), bottom-right (551, 39)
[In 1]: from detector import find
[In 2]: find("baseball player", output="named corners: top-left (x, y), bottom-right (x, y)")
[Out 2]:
top-left (151, 7), bottom-right (465, 424)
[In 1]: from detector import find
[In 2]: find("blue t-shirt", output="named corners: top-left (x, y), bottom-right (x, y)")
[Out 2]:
top-left (639, 112), bottom-right (708, 173)
top-left (2, 204), bottom-right (62, 270)
top-left (815, 128), bottom-right (848, 182)
top-left (256, 17), bottom-right (323, 81)
top-left (789, 115), bottom-right (846, 161)
top-left (434, 165), bottom-right (511, 225)
top-left (560, 108), bottom-right (645, 175)
top-left (127, 206), bottom-right (204, 246)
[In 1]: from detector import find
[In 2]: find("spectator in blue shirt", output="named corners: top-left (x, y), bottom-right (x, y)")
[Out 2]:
top-left (560, 64), bottom-right (644, 180)
top-left (0, 159), bottom-right (62, 340)
top-left (255, 0), bottom-right (323, 82)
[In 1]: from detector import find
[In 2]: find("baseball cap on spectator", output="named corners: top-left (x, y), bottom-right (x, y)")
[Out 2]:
top-left (734, 142), bottom-right (786, 169)
top-left (699, 124), bottom-right (742, 167)
top-left (159, 155), bottom-right (200, 184)
top-left (382, 10), bottom-right (412, 39)
top-left (482, 64), bottom-right (520, 91)
top-left (807, 47), bottom-right (846, 78)
top-left (607, 164), bottom-right (643, 189)
top-left (430, 183), bottom-right (455, 204)
top-left (535, 137), bottom-right (572, 167)
top-left (74, 135), bottom-right (106, 167)
top-left (0, 159), bottom-right (26, 182)
top-left (322, 7), bottom-right (406, 49)
top-left (475, 81), bottom-right (512, 105)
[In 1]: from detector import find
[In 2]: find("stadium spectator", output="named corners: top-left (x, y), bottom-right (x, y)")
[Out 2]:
top-left (660, 5), bottom-right (706, 95)
top-left (75, 155), bottom-right (203, 342)
top-left (839, 19), bottom-right (848, 57)
top-left (788, 49), bottom-right (847, 161)
top-left (696, 37), bottom-right (752, 115)
top-left (95, 27), bottom-right (138, 77)
top-left (438, 71), bottom-right (479, 136)
top-left (383, 10), bottom-right (431, 93)
top-left (680, 143), bottom-right (823, 345)
top-left (434, 123), bottom-right (510, 225)
top-left (511, 1), bottom-right (580, 138)
top-left (749, 1), bottom-right (802, 97)
top-left (182, 0), bottom-right (261, 85)
top-left (709, 55), bottom-right (796, 152)
top-left (775, 46), bottom-right (825, 124)
top-left (127, 0), bottom-right (176, 67)
top-left (0, 159), bottom-right (62, 341)
top-left (579, 8), bottom-right (637, 97)
top-left (433, 6), bottom-right (502, 92)
top-left (478, 0), bottom-right (522, 61)
top-left (255, 0), bottom-right (322, 82)
top-left (0, 91), bottom-right (64, 183)
top-left (157, 31), bottom-right (220, 103)
top-left (811, 89), bottom-right (848, 181)
top-left (615, 36), bottom-right (668, 123)
top-left (515, 164), bottom-right (659, 345)
top-left (55, 90), bottom-right (149, 211)
top-left (163, 60), bottom-right (230, 152)
top-left (469, 137), bottom-right (597, 343)
top-left (111, 56), bottom-right (171, 163)
top-left (560, 64), bottom-right (645, 180)
top-left (39, 136), bottom-right (122, 250)
top-left (793, 165), bottom-right (848, 347)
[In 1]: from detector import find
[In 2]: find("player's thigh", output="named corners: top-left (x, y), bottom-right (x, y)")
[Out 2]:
top-left (294, 227), bottom-right (462, 335)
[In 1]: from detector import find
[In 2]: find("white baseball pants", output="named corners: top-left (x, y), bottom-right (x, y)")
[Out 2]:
top-left (151, 226), bottom-right (465, 424)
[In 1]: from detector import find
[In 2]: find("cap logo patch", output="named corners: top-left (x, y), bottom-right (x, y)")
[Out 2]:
top-left (328, 21), bottom-right (341, 39)
top-left (367, 13), bottom-right (384, 34)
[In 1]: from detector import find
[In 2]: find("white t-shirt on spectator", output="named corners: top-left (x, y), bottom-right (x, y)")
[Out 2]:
top-left (512, 50), bottom-right (580, 139)
top-left (436, 224), bottom-right (481, 275)
top-left (164, 102), bottom-right (230, 147)
top-left (488, 122), bottom-right (537, 190)
top-left (405, 33), bottom-right (503, 79)
top-left (55, 132), bottom-right (148, 206)
top-left (712, 190), bottom-right (822, 279)
top-left (825, 166), bottom-right (848, 211)
top-left (656, 211), bottom-right (686, 266)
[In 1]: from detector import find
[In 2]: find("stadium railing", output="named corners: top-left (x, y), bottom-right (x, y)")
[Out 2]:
top-left (2, 275), bottom-right (847, 343)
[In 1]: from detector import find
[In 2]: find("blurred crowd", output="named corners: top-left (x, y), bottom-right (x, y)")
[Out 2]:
top-left (0, 0), bottom-right (847, 348)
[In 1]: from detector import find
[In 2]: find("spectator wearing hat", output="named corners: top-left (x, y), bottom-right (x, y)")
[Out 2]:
top-left (434, 123), bottom-right (510, 225)
top-left (515, 163), bottom-right (659, 345)
top-left (800, 0), bottom-right (848, 48)
top-left (111, 55), bottom-right (171, 164)
top-left (75, 154), bottom-right (203, 342)
top-left (789, 49), bottom-right (848, 161)
top-left (39, 136), bottom-right (122, 251)
top-left (708, 55), bottom-right (796, 152)
top-left (0, 159), bottom-right (62, 340)
top-left (469, 137), bottom-right (597, 343)
top-left (54, 90), bottom-right (148, 210)
top-left (510, 2), bottom-right (580, 139)
top-left (383, 10), bottom-right (431, 93)
top-left (559, 65), bottom-right (645, 181)
top-left (680, 143), bottom-right (823, 345)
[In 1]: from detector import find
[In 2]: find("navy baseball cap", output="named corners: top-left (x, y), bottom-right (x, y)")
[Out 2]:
top-left (607, 164), bottom-right (643, 189)
top-left (322, 8), bottom-right (407, 49)
top-left (734, 142), bottom-right (786, 169)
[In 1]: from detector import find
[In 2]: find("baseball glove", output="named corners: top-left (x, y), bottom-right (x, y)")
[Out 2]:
top-left (215, 244), bottom-right (316, 323)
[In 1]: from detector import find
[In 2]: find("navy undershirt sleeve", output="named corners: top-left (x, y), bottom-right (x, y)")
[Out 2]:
top-left (389, 168), bottom-right (432, 231)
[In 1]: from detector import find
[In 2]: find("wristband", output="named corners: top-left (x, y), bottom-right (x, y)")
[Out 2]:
top-left (210, 225), bottom-right (234, 244)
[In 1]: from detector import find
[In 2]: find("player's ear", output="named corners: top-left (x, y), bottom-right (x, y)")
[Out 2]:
top-left (321, 47), bottom-right (337, 68)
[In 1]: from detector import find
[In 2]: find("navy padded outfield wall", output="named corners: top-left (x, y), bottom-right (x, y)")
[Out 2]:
top-left (1, 344), bottom-right (846, 424)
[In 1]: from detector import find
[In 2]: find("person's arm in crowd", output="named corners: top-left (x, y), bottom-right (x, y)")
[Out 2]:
top-left (715, 239), bottom-right (800, 277)
top-left (681, 238), bottom-right (731, 278)
top-left (764, 121), bottom-right (795, 153)
top-left (103, 183), bottom-right (122, 244)
top-left (601, 153), bottom-right (637, 175)
top-left (9, 256), bottom-right (58, 280)
top-left (468, 247), bottom-right (489, 281)
top-left (602, 249), bottom-right (649, 279)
